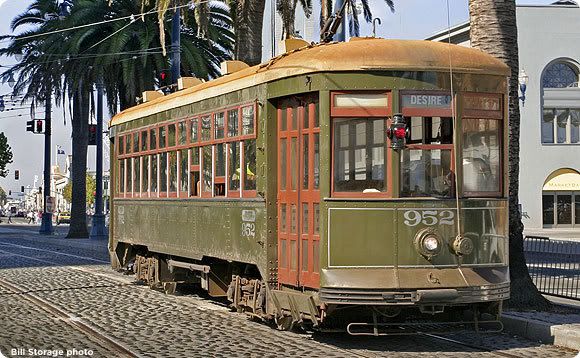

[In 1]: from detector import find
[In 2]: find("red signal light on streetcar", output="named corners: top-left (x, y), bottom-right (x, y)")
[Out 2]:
top-left (387, 114), bottom-right (407, 150)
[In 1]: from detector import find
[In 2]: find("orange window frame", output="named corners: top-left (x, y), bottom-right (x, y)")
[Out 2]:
top-left (330, 91), bottom-right (393, 198)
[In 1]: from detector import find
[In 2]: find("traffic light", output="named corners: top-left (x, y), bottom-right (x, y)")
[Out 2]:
top-left (88, 124), bottom-right (97, 145)
top-left (38, 186), bottom-right (42, 195)
top-left (158, 69), bottom-right (171, 89)
top-left (35, 120), bottom-right (43, 133)
top-left (26, 119), bottom-right (44, 133)
top-left (8, 190), bottom-right (11, 195)
top-left (21, 186), bottom-right (24, 193)
top-left (14, 170), bottom-right (19, 180)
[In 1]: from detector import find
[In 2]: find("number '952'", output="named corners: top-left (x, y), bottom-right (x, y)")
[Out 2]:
top-left (403, 210), bottom-right (455, 227)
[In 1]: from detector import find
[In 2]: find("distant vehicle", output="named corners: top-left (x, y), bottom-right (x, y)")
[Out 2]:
top-left (56, 211), bottom-right (71, 225)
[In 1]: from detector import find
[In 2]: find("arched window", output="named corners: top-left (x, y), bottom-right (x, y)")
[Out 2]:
top-left (543, 62), bottom-right (578, 88)
top-left (541, 60), bottom-right (580, 144)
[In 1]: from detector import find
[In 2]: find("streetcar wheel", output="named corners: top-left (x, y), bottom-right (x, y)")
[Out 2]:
top-left (275, 315), bottom-right (294, 331)
top-left (163, 282), bottom-right (177, 295)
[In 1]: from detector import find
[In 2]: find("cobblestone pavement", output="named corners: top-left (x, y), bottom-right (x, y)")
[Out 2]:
top-left (0, 228), bottom-right (578, 358)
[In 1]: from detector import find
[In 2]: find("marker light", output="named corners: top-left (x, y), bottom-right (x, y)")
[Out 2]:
top-left (394, 127), bottom-right (406, 139)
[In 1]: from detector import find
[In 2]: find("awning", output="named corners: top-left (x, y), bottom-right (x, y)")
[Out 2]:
top-left (543, 168), bottom-right (580, 191)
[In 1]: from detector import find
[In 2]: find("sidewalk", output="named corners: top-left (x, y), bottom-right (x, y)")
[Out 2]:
top-left (502, 297), bottom-right (580, 351)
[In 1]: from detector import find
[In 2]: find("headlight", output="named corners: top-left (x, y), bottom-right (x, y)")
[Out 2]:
top-left (423, 236), bottom-right (440, 252)
top-left (414, 228), bottom-right (442, 259)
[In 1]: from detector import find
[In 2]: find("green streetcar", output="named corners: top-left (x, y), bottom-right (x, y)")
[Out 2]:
top-left (109, 38), bottom-right (510, 334)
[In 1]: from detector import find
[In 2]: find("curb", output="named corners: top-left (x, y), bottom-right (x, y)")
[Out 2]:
top-left (502, 314), bottom-right (580, 351)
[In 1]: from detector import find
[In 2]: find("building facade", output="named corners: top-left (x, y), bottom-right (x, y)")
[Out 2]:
top-left (427, 1), bottom-right (580, 238)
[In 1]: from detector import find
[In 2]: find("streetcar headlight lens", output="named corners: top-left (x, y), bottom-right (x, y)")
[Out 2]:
top-left (423, 236), bottom-right (439, 252)
top-left (414, 228), bottom-right (442, 259)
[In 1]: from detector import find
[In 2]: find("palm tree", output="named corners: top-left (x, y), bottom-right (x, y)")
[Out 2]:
top-left (141, 0), bottom-right (262, 66)
top-left (469, 0), bottom-right (550, 310)
top-left (0, 0), bottom-right (68, 234)
top-left (55, 0), bottom-right (232, 237)
top-left (318, 0), bottom-right (394, 39)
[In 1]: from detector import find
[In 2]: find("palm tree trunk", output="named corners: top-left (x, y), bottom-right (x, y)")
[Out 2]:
top-left (234, 0), bottom-right (265, 66)
top-left (469, 0), bottom-right (550, 310)
top-left (66, 85), bottom-right (90, 239)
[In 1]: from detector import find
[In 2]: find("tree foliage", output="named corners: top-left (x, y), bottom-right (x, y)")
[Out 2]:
top-left (0, 132), bottom-right (13, 178)
top-left (62, 174), bottom-right (96, 206)
top-left (0, 186), bottom-right (7, 206)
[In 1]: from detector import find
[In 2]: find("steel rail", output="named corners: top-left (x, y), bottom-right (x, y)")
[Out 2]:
top-left (0, 277), bottom-right (140, 358)
top-left (422, 333), bottom-right (524, 358)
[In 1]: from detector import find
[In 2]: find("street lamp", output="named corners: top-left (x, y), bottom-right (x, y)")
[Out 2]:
top-left (519, 69), bottom-right (529, 107)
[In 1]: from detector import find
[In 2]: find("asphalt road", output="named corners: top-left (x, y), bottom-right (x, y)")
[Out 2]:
top-left (0, 226), bottom-right (577, 358)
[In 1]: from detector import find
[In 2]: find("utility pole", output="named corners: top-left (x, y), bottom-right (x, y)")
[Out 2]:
top-left (171, 4), bottom-right (181, 86)
top-left (39, 87), bottom-right (53, 235)
top-left (90, 78), bottom-right (107, 240)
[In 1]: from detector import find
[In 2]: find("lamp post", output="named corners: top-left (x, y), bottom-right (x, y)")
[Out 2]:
top-left (89, 78), bottom-right (107, 240)
top-left (519, 69), bottom-right (529, 107)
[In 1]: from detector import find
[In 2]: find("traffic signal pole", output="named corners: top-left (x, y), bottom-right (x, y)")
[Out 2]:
top-left (171, 6), bottom-right (181, 85)
top-left (39, 89), bottom-right (53, 235)
top-left (89, 78), bottom-right (107, 240)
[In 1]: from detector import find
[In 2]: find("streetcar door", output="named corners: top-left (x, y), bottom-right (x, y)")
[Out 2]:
top-left (277, 96), bottom-right (321, 288)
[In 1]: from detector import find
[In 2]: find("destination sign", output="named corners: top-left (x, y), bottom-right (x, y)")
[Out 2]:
top-left (401, 93), bottom-right (452, 109)
top-left (463, 94), bottom-right (501, 111)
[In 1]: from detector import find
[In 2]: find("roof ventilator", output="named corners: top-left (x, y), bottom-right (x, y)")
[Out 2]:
top-left (220, 60), bottom-right (250, 75)
top-left (178, 77), bottom-right (203, 90)
top-left (142, 90), bottom-right (164, 103)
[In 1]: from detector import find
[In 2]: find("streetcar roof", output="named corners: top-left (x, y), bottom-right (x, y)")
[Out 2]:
top-left (110, 38), bottom-right (509, 127)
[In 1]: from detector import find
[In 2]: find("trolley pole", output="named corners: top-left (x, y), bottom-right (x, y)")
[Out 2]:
top-left (89, 78), bottom-right (107, 240)
top-left (171, 6), bottom-right (181, 86)
top-left (39, 88), bottom-right (53, 235)
top-left (334, 0), bottom-right (346, 42)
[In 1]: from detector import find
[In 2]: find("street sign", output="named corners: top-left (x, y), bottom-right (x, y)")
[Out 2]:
top-left (45, 196), bottom-right (55, 213)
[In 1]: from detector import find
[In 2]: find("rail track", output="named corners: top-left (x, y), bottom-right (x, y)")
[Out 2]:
top-left (0, 243), bottom-right (570, 358)
top-left (0, 275), bottom-right (140, 358)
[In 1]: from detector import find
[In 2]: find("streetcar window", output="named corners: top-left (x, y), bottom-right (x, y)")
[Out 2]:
top-left (119, 160), bottom-right (125, 194)
top-left (159, 126), bottom-right (166, 148)
top-left (141, 131), bottom-right (148, 151)
top-left (151, 155), bottom-right (158, 195)
top-left (244, 139), bottom-right (257, 190)
top-left (400, 116), bottom-right (454, 198)
top-left (133, 132), bottom-right (139, 153)
top-left (160, 153), bottom-right (167, 193)
top-left (462, 118), bottom-right (501, 195)
top-left (228, 109), bottom-right (239, 137)
top-left (332, 118), bottom-right (386, 193)
top-left (303, 134), bottom-right (309, 189)
top-left (190, 170), bottom-right (200, 197)
top-left (179, 149), bottom-right (188, 194)
top-left (314, 134), bottom-right (320, 189)
top-left (190, 118), bottom-right (198, 143)
top-left (126, 158), bottom-right (132, 194)
top-left (214, 143), bottom-right (226, 196)
top-left (201, 116), bottom-right (211, 141)
top-left (228, 142), bottom-right (241, 192)
top-left (168, 124), bottom-right (176, 147)
top-left (125, 135), bottom-right (131, 154)
top-left (150, 128), bottom-right (157, 150)
top-left (242, 106), bottom-right (255, 135)
top-left (142, 156), bottom-right (149, 194)
top-left (118, 136), bottom-right (124, 155)
top-left (133, 157), bottom-right (140, 195)
top-left (178, 121), bottom-right (186, 145)
top-left (191, 146), bottom-right (199, 165)
top-left (202, 146), bottom-right (212, 194)
top-left (169, 151), bottom-right (177, 192)
top-left (214, 112), bottom-right (225, 139)
top-left (401, 149), bottom-right (453, 197)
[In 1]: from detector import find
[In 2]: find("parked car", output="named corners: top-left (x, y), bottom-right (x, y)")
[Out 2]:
top-left (56, 211), bottom-right (71, 225)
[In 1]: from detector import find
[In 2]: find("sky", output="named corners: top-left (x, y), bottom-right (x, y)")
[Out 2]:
top-left (0, 0), bottom-right (559, 199)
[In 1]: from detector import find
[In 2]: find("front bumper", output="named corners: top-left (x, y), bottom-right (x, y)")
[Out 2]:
top-left (319, 282), bottom-right (510, 305)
